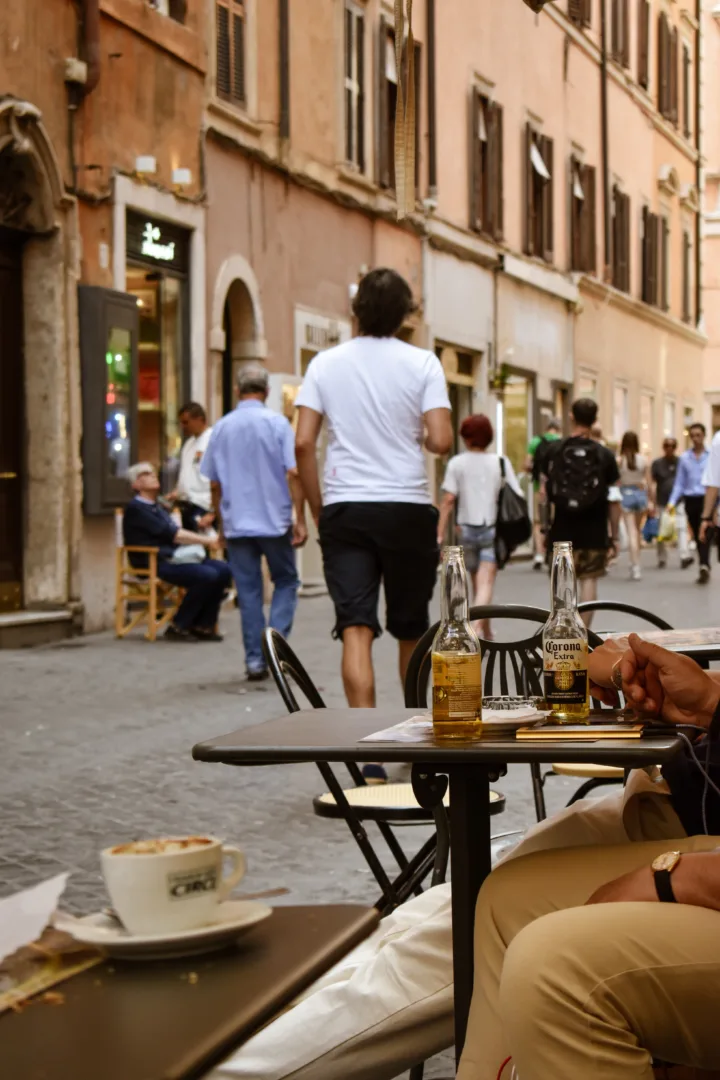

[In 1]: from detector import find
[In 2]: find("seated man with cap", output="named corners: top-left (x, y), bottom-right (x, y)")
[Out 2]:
top-left (123, 462), bottom-right (232, 642)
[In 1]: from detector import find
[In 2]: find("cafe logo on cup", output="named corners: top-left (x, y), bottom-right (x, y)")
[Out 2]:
top-left (167, 866), bottom-right (218, 900)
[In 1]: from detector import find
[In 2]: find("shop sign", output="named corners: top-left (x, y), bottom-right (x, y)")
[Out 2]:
top-left (126, 210), bottom-right (190, 275)
top-left (141, 223), bottom-right (175, 262)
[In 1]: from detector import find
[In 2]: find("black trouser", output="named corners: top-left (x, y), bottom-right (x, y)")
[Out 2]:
top-left (683, 495), bottom-right (711, 568)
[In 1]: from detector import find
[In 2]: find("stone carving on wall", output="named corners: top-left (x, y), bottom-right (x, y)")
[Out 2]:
top-left (0, 97), bottom-right (65, 234)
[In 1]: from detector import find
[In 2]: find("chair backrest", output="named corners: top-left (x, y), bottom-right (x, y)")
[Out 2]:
top-left (114, 507), bottom-right (124, 548)
top-left (262, 627), bottom-right (326, 713)
top-left (577, 601), bottom-right (673, 632)
top-left (405, 603), bottom-right (603, 709)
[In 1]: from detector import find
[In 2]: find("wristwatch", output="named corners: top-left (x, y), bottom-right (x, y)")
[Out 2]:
top-left (611, 658), bottom-right (624, 691)
top-left (652, 850), bottom-right (681, 902)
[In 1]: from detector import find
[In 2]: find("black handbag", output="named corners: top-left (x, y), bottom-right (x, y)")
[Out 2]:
top-left (495, 457), bottom-right (532, 569)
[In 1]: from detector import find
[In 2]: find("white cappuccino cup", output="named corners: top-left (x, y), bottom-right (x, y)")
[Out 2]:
top-left (101, 835), bottom-right (246, 935)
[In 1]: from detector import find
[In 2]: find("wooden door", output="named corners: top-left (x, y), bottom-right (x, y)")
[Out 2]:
top-left (0, 233), bottom-right (23, 612)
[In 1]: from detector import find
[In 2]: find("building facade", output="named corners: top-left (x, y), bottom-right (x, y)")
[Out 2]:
top-left (701, 0), bottom-right (720, 430)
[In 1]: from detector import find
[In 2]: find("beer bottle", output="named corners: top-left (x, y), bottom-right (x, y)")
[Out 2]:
top-left (431, 547), bottom-right (482, 738)
top-left (543, 541), bottom-right (590, 722)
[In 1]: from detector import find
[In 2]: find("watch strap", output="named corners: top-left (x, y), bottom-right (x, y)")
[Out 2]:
top-left (654, 868), bottom-right (677, 903)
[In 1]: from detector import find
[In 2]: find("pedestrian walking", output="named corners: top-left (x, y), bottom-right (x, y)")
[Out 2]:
top-left (667, 422), bottom-right (711, 584)
top-left (437, 414), bottom-right (523, 639)
top-left (295, 268), bottom-right (452, 772)
top-left (171, 402), bottom-right (215, 532)
top-left (202, 364), bottom-right (308, 680)
top-left (651, 437), bottom-right (690, 569)
top-left (524, 417), bottom-right (561, 570)
top-left (700, 426), bottom-right (720, 558)
top-left (617, 431), bottom-right (652, 581)
top-left (541, 398), bottom-right (620, 626)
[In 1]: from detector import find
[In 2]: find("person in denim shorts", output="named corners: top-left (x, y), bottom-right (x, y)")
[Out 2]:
top-left (437, 414), bottom-right (522, 639)
top-left (617, 431), bottom-right (652, 581)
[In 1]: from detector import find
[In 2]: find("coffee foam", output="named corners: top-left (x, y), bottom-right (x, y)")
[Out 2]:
top-left (110, 836), bottom-right (213, 856)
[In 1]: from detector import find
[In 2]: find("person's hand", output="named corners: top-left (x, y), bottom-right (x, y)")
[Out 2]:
top-left (587, 638), bottom-right (628, 706)
top-left (586, 865), bottom-right (657, 905)
top-left (292, 519), bottom-right (309, 548)
top-left (197, 512), bottom-right (215, 530)
top-left (700, 519), bottom-right (714, 544)
top-left (620, 633), bottom-right (720, 728)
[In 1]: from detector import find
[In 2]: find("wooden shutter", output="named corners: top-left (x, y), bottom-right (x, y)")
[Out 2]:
top-left (661, 217), bottom-right (669, 311)
top-left (542, 135), bottom-right (554, 262)
top-left (377, 17), bottom-right (390, 187)
top-left (658, 14), bottom-right (669, 117)
top-left (232, 6), bottom-right (245, 103)
top-left (524, 122), bottom-right (534, 256)
top-left (682, 231), bottom-right (691, 322)
top-left (641, 205), bottom-right (649, 301)
top-left (622, 0), bottom-right (630, 66)
top-left (345, 7), bottom-right (354, 162)
top-left (683, 45), bottom-right (691, 139)
top-left (356, 14), bottom-right (365, 172)
top-left (612, 186), bottom-right (620, 285)
top-left (570, 156), bottom-right (580, 271)
top-left (582, 0), bottom-right (592, 28)
top-left (622, 194), bottom-right (631, 292)
top-left (568, 0), bottom-right (582, 25)
top-left (611, 0), bottom-right (619, 60)
top-left (491, 103), bottom-right (504, 240)
top-left (469, 89), bottom-right (483, 231)
top-left (413, 41), bottom-right (421, 194)
top-left (216, 2), bottom-right (231, 98)
top-left (638, 0), bottom-right (650, 90)
top-left (583, 164), bottom-right (596, 274)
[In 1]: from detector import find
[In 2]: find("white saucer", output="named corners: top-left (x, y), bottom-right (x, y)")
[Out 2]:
top-left (53, 900), bottom-right (272, 960)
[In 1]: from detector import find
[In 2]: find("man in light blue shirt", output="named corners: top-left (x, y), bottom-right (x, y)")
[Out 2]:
top-left (668, 422), bottom-right (711, 583)
top-left (202, 365), bottom-right (307, 678)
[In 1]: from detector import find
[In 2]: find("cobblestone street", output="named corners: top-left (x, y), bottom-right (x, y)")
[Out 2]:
top-left (2, 551), bottom-right (718, 1077)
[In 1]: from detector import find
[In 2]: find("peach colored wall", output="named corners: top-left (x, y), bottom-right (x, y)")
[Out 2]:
top-left (702, 1), bottom-right (720, 417)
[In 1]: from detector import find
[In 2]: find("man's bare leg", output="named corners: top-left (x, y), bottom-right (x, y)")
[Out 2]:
top-left (342, 625), bottom-right (376, 707)
top-left (579, 576), bottom-right (597, 628)
top-left (398, 639), bottom-right (421, 696)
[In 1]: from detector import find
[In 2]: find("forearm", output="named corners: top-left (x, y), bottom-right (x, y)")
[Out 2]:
top-left (175, 528), bottom-right (212, 546)
top-left (287, 470), bottom-right (306, 523)
top-left (609, 500), bottom-right (621, 541)
top-left (296, 448), bottom-right (323, 523)
top-left (703, 486), bottom-right (718, 520)
top-left (673, 851), bottom-right (720, 910)
top-left (436, 494), bottom-right (455, 541)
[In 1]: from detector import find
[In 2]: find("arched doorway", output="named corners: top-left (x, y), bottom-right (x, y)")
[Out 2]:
top-left (209, 255), bottom-right (266, 419)
top-left (222, 277), bottom-right (260, 414)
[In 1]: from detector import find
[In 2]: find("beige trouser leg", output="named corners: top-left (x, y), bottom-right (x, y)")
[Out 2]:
top-left (457, 835), bottom-right (720, 1080)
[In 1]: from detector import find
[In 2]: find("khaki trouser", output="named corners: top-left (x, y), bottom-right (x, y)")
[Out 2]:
top-left (203, 770), bottom-right (701, 1080)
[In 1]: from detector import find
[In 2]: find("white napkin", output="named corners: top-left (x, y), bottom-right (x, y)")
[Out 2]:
top-left (0, 874), bottom-right (69, 965)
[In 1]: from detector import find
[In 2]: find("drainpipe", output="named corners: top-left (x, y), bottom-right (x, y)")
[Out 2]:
top-left (600, 0), bottom-right (611, 279)
top-left (695, 0), bottom-right (702, 331)
top-left (426, 0), bottom-right (437, 198)
top-left (279, 0), bottom-right (290, 143)
top-left (81, 0), bottom-right (101, 96)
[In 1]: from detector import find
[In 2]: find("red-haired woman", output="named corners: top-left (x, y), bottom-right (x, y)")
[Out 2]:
top-left (436, 414), bottom-right (522, 638)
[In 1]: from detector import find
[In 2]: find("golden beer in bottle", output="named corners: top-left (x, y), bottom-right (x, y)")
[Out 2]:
top-left (431, 547), bottom-right (482, 738)
top-left (543, 541), bottom-right (590, 722)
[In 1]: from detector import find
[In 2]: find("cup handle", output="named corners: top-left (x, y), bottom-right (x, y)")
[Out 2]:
top-left (218, 845), bottom-right (246, 900)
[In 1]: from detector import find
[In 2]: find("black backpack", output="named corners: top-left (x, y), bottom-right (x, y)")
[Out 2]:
top-left (495, 458), bottom-right (532, 568)
top-left (547, 438), bottom-right (606, 513)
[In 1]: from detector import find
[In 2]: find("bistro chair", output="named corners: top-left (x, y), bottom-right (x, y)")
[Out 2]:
top-left (260, 629), bottom-right (505, 916)
top-left (114, 508), bottom-right (184, 641)
top-left (532, 601), bottom-right (674, 820)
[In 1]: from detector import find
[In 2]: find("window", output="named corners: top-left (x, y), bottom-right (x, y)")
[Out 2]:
top-left (638, 0), bottom-right (650, 89)
top-left (344, 3), bottom-right (365, 172)
top-left (377, 19), bottom-right (420, 193)
top-left (682, 44), bottom-right (692, 139)
top-left (569, 157), bottom-right (596, 274)
top-left (469, 90), bottom-right (503, 240)
top-left (611, 0), bottom-right (630, 67)
top-left (641, 207), bottom-right (669, 311)
top-left (578, 373), bottom-right (597, 400)
top-left (663, 397), bottom-right (676, 439)
top-left (682, 229), bottom-right (693, 324)
top-left (568, 0), bottom-right (591, 28)
top-left (150, 0), bottom-right (186, 22)
top-left (640, 393), bottom-right (654, 455)
top-left (216, 0), bottom-right (246, 106)
top-left (613, 384), bottom-right (629, 444)
top-left (524, 124), bottom-right (553, 262)
top-left (657, 13), bottom-right (679, 124)
top-left (612, 185), bottom-right (631, 293)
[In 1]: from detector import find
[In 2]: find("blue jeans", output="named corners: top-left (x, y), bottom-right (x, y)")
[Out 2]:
top-left (226, 532), bottom-right (300, 672)
top-left (158, 559), bottom-right (233, 631)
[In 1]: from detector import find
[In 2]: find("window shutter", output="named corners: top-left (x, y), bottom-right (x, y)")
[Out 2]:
top-left (413, 41), bottom-right (421, 194)
top-left (492, 103), bottom-right (504, 240)
top-left (658, 14), bottom-right (668, 117)
top-left (584, 164), bottom-right (596, 274)
top-left (649, 212), bottom-right (659, 307)
top-left (216, 2), bottom-right (231, 98)
top-left (570, 156), bottom-right (580, 271)
top-left (622, 194), bottom-right (631, 292)
top-left (682, 231), bottom-right (691, 322)
top-left (377, 18), bottom-right (390, 187)
top-left (683, 45), bottom-right (691, 139)
top-left (612, 186), bottom-right (620, 285)
top-left (232, 8), bottom-right (245, 103)
top-left (661, 217), bottom-right (669, 311)
top-left (638, 0), bottom-right (649, 90)
top-left (568, 0), bottom-right (582, 25)
top-left (611, 0), bottom-right (619, 59)
top-left (670, 26), bottom-right (679, 126)
top-left (356, 14), bottom-right (365, 172)
top-left (542, 135), bottom-right (554, 262)
top-left (622, 0), bottom-right (630, 66)
top-left (582, 0), bottom-right (592, 28)
top-left (469, 89), bottom-right (483, 231)
top-left (345, 7), bottom-right (354, 163)
top-left (524, 122), bottom-right (534, 256)
top-left (641, 205), bottom-right (649, 301)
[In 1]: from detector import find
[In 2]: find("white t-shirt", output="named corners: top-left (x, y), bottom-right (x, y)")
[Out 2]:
top-left (703, 430), bottom-right (720, 489)
top-left (177, 427), bottom-right (213, 510)
top-left (442, 451), bottom-right (523, 526)
top-left (295, 337), bottom-right (451, 504)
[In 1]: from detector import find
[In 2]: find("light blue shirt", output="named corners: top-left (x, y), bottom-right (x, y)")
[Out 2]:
top-left (668, 447), bottom-right (710, 506)
top-left (201, 401), bottom-right (296, 538)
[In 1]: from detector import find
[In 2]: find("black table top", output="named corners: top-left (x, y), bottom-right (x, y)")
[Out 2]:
top-left (193, 708), bottom-right (684, 769)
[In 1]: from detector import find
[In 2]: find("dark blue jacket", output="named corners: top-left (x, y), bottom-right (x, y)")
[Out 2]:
top-left (122, 497), bottom-right (178, 569)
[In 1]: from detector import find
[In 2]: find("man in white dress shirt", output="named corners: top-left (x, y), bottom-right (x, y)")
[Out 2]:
top-left (173, 402), bottom-right (215, 532)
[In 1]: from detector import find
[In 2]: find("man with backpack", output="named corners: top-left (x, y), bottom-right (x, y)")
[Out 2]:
top-left (526, 417), bottom-right (562, 569)
top-left (542, 398), bottom-right (620, 621)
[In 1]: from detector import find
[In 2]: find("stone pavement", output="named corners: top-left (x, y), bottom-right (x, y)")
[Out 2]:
top-left (1, 547), bottom-right (717, 1078)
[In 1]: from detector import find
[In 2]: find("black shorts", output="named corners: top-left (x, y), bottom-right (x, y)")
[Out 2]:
top-left (319, 502), bottom-right (439, 641)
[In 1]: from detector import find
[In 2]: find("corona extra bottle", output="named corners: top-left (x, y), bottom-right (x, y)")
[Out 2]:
top-left (431, 547), bottom-right (482, 738)
top-left (543, 541), bottom-right (590, 722)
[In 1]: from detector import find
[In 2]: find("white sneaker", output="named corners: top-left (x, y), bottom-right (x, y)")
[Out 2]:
top-left (533, 554), bottom-right (544, 570)
top-left (630, 564), bottom-right (642, 581)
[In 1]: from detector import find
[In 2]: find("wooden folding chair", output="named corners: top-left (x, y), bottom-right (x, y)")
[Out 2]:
top-left (114, 509), bottom-right (184, 641)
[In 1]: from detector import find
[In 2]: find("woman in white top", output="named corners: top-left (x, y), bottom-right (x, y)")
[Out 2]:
top-left (617, 430), bottom-right (652, 582)
top-left (437, 414), bottom-right (522, 638)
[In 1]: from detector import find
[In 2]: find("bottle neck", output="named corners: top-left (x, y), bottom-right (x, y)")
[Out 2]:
top-left (550, 546), bottom-right (578, 615)
top-left (440, 548), bottom-right (469, 623)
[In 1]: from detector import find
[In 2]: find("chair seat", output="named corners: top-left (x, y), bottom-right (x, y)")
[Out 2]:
top-left (313, 782), bottom-right (505, 823)
top-left (551, 762), bottom-right (625, 780)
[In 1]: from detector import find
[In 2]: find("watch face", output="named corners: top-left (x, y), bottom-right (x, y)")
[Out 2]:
top-left (652, 851), bottom-right (681, 873)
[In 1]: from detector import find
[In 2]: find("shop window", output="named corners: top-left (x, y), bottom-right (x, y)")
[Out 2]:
top-left (638, 0), bottom-right (650, 89)
top-left (377, 19), bottom-right (421, 194)
top-left (345, 2), bottom-right (365, 172)
top-left (524, 124), bottom-right (553, 263)
top-left (570, 157), bottom-right (596, 274)
top-left (612, 185), bottom-right (631, 293)
top-left (216, 0), bottom-right (246, 107)
top-left (470, 89), bottom-right (503, 240)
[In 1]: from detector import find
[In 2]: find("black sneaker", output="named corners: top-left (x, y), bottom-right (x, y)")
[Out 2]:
top-left (164, 624), bottom-right (198, 643)
top-left (697, 565), bottom-right (711, 585)
top-left (246, 668), bottom-right (269, 682)
top-left (191, 628), bottom-right (224, 642)
top-left (681, 557), bottom-right (694, 569)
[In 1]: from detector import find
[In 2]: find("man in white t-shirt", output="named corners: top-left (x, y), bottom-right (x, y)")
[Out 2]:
top-left (295, 268), bottom-right (453, 735)
top-left (173, 402), bottom-right (215, 532)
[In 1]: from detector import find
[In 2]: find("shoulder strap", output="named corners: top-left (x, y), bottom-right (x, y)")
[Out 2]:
top-left (499, 456), bottom-right (506, 484)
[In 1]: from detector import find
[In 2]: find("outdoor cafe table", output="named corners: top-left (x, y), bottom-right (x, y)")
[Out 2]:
top-left (0, 904), bottom-right (378, 1080)
top-left (193, 710), bottom-right (685, 1066)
